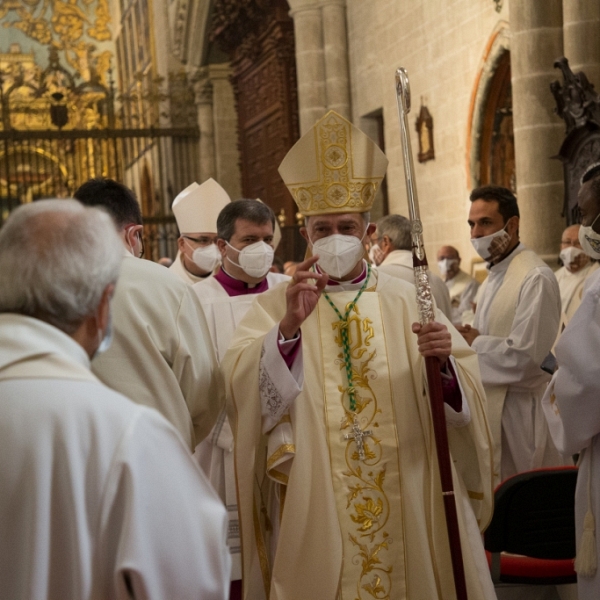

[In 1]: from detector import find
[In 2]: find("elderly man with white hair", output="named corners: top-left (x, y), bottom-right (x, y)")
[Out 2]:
top-left (372, 213), bottom-right (453, 320)
top-left (0, 200), bottom-right (230, 599)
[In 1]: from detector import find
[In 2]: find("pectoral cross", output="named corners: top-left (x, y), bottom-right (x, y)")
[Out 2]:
top-left (343, 414), bottom-right (373, 461)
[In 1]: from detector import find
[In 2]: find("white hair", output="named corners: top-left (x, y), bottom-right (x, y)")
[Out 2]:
top-left (0, 199), bottom-right (123, 334)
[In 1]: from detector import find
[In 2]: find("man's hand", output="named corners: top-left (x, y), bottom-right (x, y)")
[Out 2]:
top-left (279, 256), bottom-right (329, 340)
top-left (412, 321), bottom-right (452, 364)
top-left (455, 323), bottom-right (480, 346)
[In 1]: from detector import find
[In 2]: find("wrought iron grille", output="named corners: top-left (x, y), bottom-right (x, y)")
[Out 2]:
top-left (0, 49), bottom-right (199, 261)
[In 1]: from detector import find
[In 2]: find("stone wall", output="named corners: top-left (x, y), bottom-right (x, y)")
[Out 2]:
top-left (346, 0), bottom-right (509, 274)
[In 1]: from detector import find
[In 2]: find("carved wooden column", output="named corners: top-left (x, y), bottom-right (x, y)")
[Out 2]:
top-left (510, 0), bottom-right (565, 257)
top-left (563, 0), bottom-right (600, 89)
top-left (191, 68), bottom-right (217, 182)
top-left (289, 1), bottom-right (327, 134)
top-left (321, 0), bottom-right (351, 119)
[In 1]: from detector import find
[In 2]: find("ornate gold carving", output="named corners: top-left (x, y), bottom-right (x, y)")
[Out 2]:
top-left (1, 0), bottom-right (113, 78)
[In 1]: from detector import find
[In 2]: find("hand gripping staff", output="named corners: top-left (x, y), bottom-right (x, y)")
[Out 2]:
top-left (395, 67), bottom-right (468, 600)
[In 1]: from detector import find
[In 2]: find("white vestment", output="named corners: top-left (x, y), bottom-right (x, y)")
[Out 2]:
top-left (377, 249), bottom-right (453, 320)
top-left (473, 243), bottom-right (563, 482)
top-left (170, 250), bottom-right (214, 285)
top-left (446, 269), bottom-right (479, 324)
top-left (192, 272), bottom-right (289, 581)
top-left (92, 254), bottom-right (223, 451)
top-left (542, 274), bottom-right (600, 600)
top-left (0, 314), bottom-right (230, 600)
top-left (223, 267), bottom-right (495, 600)
top-left (555, 262), bottom-right (599, 328)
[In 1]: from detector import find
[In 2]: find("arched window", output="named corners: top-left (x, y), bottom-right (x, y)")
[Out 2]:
top-left (479, 50), bottom-right (515, 191)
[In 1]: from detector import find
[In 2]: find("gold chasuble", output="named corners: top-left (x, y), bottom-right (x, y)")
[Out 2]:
top-left (222, 269), bottom-right (494, 600)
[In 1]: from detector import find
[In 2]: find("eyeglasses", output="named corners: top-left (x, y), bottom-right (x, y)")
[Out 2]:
top-left (183, 235), bottom-right (218, 247)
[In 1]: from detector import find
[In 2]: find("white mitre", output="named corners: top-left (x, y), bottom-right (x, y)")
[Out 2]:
top-left (172, 178), bottom-right (231, 234)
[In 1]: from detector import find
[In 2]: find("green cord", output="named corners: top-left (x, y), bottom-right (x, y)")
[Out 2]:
top-left (322, 263), bottom-right (371, 412)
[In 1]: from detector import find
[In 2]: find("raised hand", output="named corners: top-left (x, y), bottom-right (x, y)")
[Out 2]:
top-left (412, 321), bottom-right (452, 365)
top-left (279, 255), bottom-right (329, 339)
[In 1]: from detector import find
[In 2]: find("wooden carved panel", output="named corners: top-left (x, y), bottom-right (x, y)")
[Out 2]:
top-left (211, 0), bottom-right (299, 229)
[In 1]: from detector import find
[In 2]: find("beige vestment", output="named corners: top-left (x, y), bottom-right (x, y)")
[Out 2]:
top-left (377, 249), bottom-right (453, 320)
top-left (222, 270), bottom-right (494, 600)
top-left (92, 254), bottom-right (223, 450)
top-left (169, 251), bottom-right (213, 285)
top-left (473, 246), bottom-right (562, 483)
top-left (192, 271), bottom-right (289, 581)
top-left (555, 262), bottom-right (600, 329)
top-left (0, 314), bottom-right (230, 600)
top-left (446, 269), bottom-right (479, 324)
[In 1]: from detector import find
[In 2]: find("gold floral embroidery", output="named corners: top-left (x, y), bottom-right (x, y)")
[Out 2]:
top-left (330, 298), bottom-right (393, 599)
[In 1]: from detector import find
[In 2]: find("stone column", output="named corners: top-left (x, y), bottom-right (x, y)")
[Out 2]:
top-left (289, 1), bottom-right (327, 134)
top-left (563, 0), bottom-right (600, 87)
top-left (208, 63), bottom-right (242, 200)
top-left (510, 0), bottom-right (565, 258)
top-left (321, 0), bottom-right (351, 119)
top-left (192, 69), bottom-right (217, 182)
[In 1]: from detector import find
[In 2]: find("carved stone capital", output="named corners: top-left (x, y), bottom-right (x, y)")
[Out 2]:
top-left (551, 56), bottom-right (600, 134)
top-left (193, 78), bottom-right (213, 105)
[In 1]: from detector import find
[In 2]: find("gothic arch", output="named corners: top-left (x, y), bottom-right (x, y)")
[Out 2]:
top-left (467, 23), bottom-right (514, 191)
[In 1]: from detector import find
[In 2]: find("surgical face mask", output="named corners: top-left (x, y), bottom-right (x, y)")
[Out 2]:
top-left (93, 308), bottom-right (113, 360)
top-left (559, 246), bottom-right (585, 270)
top-left (579, 213), bottom-right (600, 260)
top-left (311, 227), bottom-right (368, 279)
top-left (226, 240), bottom-right (274, 278)
top-left (437, 258), bottom-right (458, 277)
top-left (186, 240), bottom-right (221, 273)
top-left (470, 224), bottom-right (511, 262)
top-left (368, 243), bottom-right (383, 266)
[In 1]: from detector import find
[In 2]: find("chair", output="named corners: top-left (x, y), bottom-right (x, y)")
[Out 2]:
top-left (484, 466), bottom-right (578, 586)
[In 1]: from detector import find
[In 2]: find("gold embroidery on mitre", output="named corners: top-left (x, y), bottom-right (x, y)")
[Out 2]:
top-left (278, 111), bottom-right (389, 216)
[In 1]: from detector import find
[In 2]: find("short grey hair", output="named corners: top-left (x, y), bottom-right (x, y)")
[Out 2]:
top-left (376, 214), bottom-right (411, 250)
top-left (0, 199), bottom-right (123, 334)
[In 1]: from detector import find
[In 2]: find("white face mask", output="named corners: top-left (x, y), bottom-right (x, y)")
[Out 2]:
top-left (579, 214), bottom-right (600, 260)
top-left (311, 228), bottom-right (367, 279)
top-left (437, 258), bottom-right (458, 277)
top-left (185, 240), bottom-right (221, 273)
top-left (559, 246), bottom-right (585, 270)
top-left (470, 224), bottom-right (511, 262)
top-left (368, 243), bottom-right (384, 266)
top-left (226, 240), bottom-right (274, 278)
top-left (93, 308), bottom-right (113, 360)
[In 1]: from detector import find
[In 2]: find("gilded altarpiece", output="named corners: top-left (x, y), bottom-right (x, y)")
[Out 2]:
top-left (210, 0), bottom-right (299, 226)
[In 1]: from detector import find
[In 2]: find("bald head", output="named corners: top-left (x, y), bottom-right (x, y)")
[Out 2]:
top-left (561, 224), bottom-right (581, 245)
top-left (437, 246), bottom-right (460, 261)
